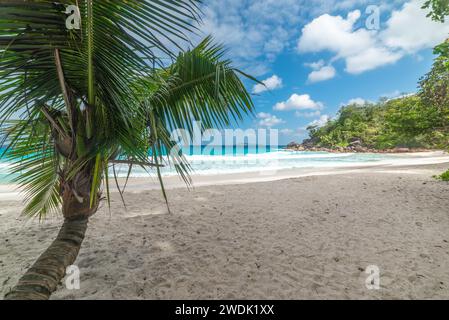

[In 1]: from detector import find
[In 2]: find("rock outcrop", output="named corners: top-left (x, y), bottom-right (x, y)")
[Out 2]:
top-left (285, 141), bottom-right (427, 153)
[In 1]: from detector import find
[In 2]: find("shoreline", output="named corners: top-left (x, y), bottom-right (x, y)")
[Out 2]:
top-left (285, 143), bottom-right (443, 154)
top-left (0, 151), bottom-right (448, 200)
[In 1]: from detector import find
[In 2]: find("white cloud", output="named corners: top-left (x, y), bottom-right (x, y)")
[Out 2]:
top-left (298, 10), bottom-right (373, 59)
top-left (198, 0), bottom-right (305, 75)
top-left (380, 90), bottom-right (403, 99)
top-left (197, 0), bottom-right (377, 75)
top-left (384, 91), bottom-right (415, 101)
top-left (298, 10), bottom-right (401, 74)
top-left (297, 0), bottom-right (449, 75)
top-left (252, 75), bottom-right (283, 94)
top-left (274, 94), bottom-right (324, 111)
top-left (295, 110), bottom-right (322, 118)
top-left (305, 60), bottom-right (326, 70)
top-left (257, 112), bottom-right (285, 127)
top-left (257, 112), bottom-right (272, 118)
top-left (308, 115), bottom-right (331, 127)
top-left (279, 127), bottom-right (310, 138)
top-left (346, 98), bottom-right (368, 105)
top-left (279, 128), bottom-right (294, 136)
top-left (308, 65), bottom-right (336, 83)
top-left (345, 47), bottom-right (402, 74)
top-left (381, 0), bottom-right (449, 53)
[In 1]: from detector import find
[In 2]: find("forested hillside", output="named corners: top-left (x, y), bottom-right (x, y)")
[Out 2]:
top-left (306, 44), bottom-right (449, 150)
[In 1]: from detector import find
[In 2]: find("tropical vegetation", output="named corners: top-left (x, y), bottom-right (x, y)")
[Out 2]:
top-left (307, 2), bottom-right (449, 176)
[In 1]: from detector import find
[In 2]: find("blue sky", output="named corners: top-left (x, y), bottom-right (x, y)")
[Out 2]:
top-left (194, 0), bottom-right (449, 144)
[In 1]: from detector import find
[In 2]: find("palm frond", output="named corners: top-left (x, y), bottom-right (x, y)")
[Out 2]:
top-left (147, 36), bottom-right (256, 135)
top-left (2, 116), bottom-right (61, 219)
top-left (0, 2), bottom-right (257, 218)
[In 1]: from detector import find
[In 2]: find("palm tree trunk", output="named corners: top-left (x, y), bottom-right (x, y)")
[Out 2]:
top-left (4, 218), bottom-right (88, 300)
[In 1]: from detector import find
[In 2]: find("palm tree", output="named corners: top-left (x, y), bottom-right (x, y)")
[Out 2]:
top-left (1, 0), bottom-right (255, 300)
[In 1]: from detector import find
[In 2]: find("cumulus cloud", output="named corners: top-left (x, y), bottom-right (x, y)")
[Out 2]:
top-left (381, 0), bottom-right (449, 53)
top-left (198, 0), bottom-right (305, 75)
top-left (257, 112), bottom-right (285, 127)
top-left (298, 10), bottom-right (370, 57)
top-left (297, 0), bottom-right (449, 75)
top-left (297, 10), bottom-right (401, 74)
top-left (305, 60), bottom-right (325, 69)
top-left (279, 127), bottom-right (310, 138)
top-left (308, 115), bottom-right (331, 128)
top-left (308, 65), bottom-right (337, 83)
top-left (345, 98), bottom-right (368, 105)
top-left (295, 110), bottom-right (322, 118)
top-left (197, 0), bottom-right (376, 75)
top-left (252, 75), bottom-right (283, 94)
top-left (345, 47), bottom-right (402, 74)
top-left (274, 94), bottom-right (324, 111)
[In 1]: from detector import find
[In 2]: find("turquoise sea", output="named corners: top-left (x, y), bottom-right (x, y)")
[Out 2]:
top-left (0, 145), bottom-right (405, 183)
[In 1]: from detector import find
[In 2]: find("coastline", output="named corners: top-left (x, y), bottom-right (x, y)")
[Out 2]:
top-left (0, 151), bottom-right (448, 201)
top-left (1, 161), bottom-right (449, 299)
top-left (285, 143), bottom-right (441, 154)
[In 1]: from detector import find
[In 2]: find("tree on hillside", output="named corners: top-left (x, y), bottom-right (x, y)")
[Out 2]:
top-left (419, 48), bottom-right (449, 134)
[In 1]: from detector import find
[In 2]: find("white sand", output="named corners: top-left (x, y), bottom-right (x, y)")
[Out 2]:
top-left (1, 161), bottom-right (449, 299)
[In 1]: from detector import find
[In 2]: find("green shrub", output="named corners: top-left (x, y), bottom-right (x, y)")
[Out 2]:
top-left (438, 170), bottom-right (449, 181)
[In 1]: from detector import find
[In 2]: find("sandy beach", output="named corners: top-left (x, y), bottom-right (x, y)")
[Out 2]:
top-left (1, 159), bottom-right (449, 300)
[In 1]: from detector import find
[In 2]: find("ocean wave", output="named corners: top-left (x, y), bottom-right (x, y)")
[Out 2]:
top-left (1, 151), bottom-right (447, 180)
